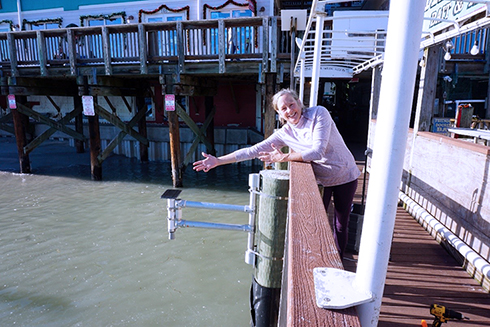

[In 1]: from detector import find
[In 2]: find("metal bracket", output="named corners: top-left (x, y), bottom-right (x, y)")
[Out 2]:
top-left (313, 267), bottom-right (373, 309)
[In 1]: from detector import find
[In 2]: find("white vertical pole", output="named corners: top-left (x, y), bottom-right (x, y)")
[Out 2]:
top-left (17, 0), bottom-right (23, 30)
top-left (299, 57), bottom-right (305, 103)
top-left (355, 1), bottom-right (425, 326)
top-left (309, 12), bottom-right (325, 107)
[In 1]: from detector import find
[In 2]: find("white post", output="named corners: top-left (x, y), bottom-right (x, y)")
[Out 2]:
top-left (309, 11), bottom-right (325, 107)
top-left (17, 0), bottom-right (23, 30)
top-left (355, 1), bottom-right (425, 326)
top-left (299, 57), bottom-right (305, 103)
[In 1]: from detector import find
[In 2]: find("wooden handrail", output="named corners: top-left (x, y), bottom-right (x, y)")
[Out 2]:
top-left (280, 162), bottom-right (361, 326)
top-left (0, 17), bottom-right (292, 76)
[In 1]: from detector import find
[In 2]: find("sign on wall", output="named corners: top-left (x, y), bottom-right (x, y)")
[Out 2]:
top-left (423, 1), bottom-right (487, 35)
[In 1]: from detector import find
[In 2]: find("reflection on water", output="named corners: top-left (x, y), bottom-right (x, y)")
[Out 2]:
top-left (0, 139), bottom-right (258, 326)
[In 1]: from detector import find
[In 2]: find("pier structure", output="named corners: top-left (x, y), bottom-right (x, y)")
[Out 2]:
top-left (0, 16), bottom-right (291, 183)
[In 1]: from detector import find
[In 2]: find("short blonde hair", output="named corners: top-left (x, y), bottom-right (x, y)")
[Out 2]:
top-left (271, 88), bottom-right (304, 112)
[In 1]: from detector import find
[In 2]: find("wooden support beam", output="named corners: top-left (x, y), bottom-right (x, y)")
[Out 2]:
top-left (24, 106), bottom-right (83, 155)
top-left (168, 108), bottom-right (183, 187)
top-left (204, 96), bottom-right (215, 153)
top-left (74, 95), bottom-right (85, 153)
top-left (96, 103), bottom-right (147, 163)
top-left (176, 21), bottom-right (184, 74)
top-left (7, 77), bottom-right (78, 96)
top-left (66, 29), bottom-right (77, 76)
top-left (7, 33), bottom-right (19, 77)
top-left (88, 97), bottom-right (102, 181)
top-left (103, 96), bottom-right (118, 114)
top-left (262, 17), bottom-right (270, 74)
top-left (136, 95), bottom-right (149, 162)
top-left (102, 26), bottom-right (113, 76)
top-left (263, 73), bottom-right (277, 139)
top-left (121, 95), bottom-right (132, 112)
top-left (0, 112), bottom-right (14, 135)
top-left (414, 46), bottom-right (438, 131)
top-left (138, 24), bottom-right (148, 74)
top-left (11, 96), bottom-right (31, 173)
top-left (94, 103), bottom-right (149, 145)
top-left (46, 95), bottom-right (62, 116)
top-left (175, 103), bottom-right (214, 153)
top-left (218, 20), bottom-right (226, 74)
top-left (36, 30), bottom-right (48, 77)
top-left (16, 102), bottom-right (86, 141)
top-left (183, 105), bottom-right (216, 166)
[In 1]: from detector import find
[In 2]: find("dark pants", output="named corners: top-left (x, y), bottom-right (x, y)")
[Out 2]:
top-left (322, 179), bottom-right (358, 258)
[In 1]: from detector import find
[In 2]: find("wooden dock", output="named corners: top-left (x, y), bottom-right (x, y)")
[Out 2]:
top-left (343, 160), bottom-right (490, 327)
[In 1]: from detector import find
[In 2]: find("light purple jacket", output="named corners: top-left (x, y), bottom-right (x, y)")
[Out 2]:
top-left (234, 106), bottom-right (360, 187)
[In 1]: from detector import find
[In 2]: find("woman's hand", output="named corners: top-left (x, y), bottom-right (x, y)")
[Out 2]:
top-left (258, 143), bottom-right (287, 163)
top-left (193, 152), bottom-right (219, 172)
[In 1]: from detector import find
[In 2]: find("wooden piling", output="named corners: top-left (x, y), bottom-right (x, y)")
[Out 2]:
top-left (204, 96), bottom-right (215, 155)
top-left (11, 95), bottom-right (31, 173)
top-left (250, 169), bottom-right (289, 327)
top-left (255, 169), bottom-right (290, 288)
top-left (164, 74), bottom-right (183, 187)
top-left (263, 73), bottom-right (277, 139)
top-left (74, 95), bottom-right (85, 153)
top-left (88, 97), bottom-right (102, 181)
top-left (136, 95), bottom-right (149, 162)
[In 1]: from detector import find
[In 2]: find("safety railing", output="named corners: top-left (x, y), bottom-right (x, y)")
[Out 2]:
top-left (0, 16), bottom-right (291, 76)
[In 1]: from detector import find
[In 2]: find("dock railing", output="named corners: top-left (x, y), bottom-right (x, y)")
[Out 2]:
top-left (0, 17), bottom-right (292, 77)
top-left (279, 161), bottom-right (361, 326)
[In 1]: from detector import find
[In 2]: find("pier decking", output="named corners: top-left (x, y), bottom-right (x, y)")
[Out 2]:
top-left (343, 160), bottom-right (490, 327)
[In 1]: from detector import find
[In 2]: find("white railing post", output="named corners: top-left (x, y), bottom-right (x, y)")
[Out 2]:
top-left (309, 10), bottom-right (325, 107)
top-left (355, 1), bottom-right (425, 326)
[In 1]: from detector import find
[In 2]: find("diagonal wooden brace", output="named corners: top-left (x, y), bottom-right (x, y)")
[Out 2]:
top-left (175, 102), bottom-right (214, 152)
top-left (94, 103), bottom-right (149, 146)
top-left (0, 112), bottom-right (14, 135)
top-left (183, 105), bottom-right (216, 166)
top-left (16, 102), bottom-right (85, 141)
top-left (24, 106), bottom-right (83, 155)
top-left (97, 105), bottom-right (147, 163)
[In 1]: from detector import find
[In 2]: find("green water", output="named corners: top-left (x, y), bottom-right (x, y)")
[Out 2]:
top-left (0, 139), bottom-right (257, 326)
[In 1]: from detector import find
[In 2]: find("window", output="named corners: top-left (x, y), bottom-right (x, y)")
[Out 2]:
top-left (82, 15), bottom-right (124, 59)
top-left (24, 19), bottom-right (62, 31)
top-left (209, 9), bottom-right (253, 55)
top-left (147, 15), bottom-right (185, 57)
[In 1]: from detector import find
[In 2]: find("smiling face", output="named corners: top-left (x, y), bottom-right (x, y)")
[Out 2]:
top-left (275, 93), bottom-right (302, 125)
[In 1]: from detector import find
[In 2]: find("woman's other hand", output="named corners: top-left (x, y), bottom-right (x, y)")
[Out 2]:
top-left (258, 143), bottom-right (287, 163)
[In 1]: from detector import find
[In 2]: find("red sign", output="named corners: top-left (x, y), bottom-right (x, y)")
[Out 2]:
top-left (8, 94), bottom-right (16, 109)
top-left (165, 94), bottom-right (175, 111)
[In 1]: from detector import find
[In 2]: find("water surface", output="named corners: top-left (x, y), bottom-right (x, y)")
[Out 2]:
top-left (1, 138), bottom-right (257, 326)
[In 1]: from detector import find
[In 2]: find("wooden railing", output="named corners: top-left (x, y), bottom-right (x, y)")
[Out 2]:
top-left (0, 17), bottom-right (292, 77)
top-left (279, 161), bottom-right (361, 326)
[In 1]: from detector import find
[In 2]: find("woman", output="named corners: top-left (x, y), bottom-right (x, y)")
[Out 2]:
top-left (193, 88), bottom-right (360, 258)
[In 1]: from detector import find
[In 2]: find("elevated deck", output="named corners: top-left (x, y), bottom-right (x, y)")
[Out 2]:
top-left (284, 157), bottom-right (490, 326)
top-left (0, 17), bottom-right (292, 94)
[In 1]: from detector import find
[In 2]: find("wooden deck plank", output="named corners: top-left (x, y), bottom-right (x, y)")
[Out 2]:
top-left (343, 163), bottom-right (490, 327)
